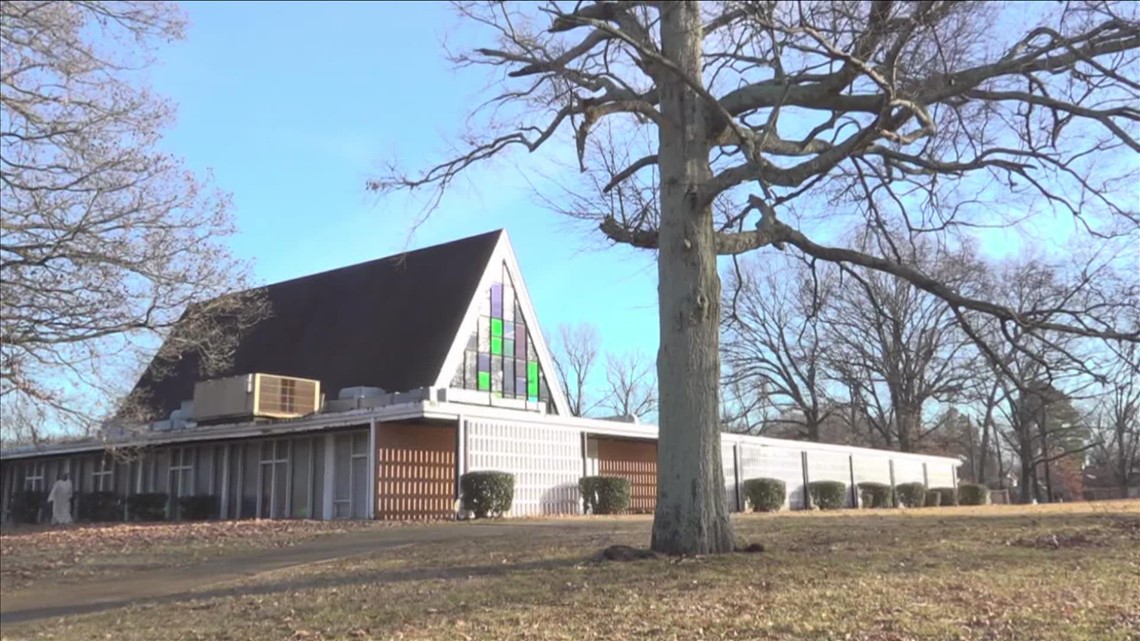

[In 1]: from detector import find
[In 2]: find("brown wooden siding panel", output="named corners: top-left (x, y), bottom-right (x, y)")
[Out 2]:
top-left (375, 423), bottom-right (456, 521)
top-left (596, 438), bottom-right (657, 513)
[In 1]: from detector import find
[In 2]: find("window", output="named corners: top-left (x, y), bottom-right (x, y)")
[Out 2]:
top-left (451, 263), bottom-right (554, 410)
top-left (24, 461), bottom-right (45, 491)
top-left (169, 448), bottom-right (195, 499)
top-left (92, 457), bottom-right (113, 492)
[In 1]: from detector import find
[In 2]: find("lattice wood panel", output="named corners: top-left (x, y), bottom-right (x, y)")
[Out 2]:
top-left (377, 448), bottom-right (454, 520)
top-left (596, 438), bottom-right (657, 513)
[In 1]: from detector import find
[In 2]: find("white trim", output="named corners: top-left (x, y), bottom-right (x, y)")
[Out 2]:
top-left (430, 230), bottom-right (571, 416)
top-left (1, 403), bottom-right (428, 461)
top-left (367, 418), bottom-right (377, 520)
top-left (433, 230), bottom-right (506, 393)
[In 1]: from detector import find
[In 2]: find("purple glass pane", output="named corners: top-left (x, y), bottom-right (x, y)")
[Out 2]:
top-left (491, 283), bottom-right (503, 317)
top-left (515, 331), bottom-right (527, 359)
top-left (478, 353), bottom-right (490, 373)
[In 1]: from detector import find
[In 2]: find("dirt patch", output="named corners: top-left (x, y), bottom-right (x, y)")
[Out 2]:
top-left (595, 544), bottom-right (658, 561)
top-left (1006, 530), bottom-right (1104, 550)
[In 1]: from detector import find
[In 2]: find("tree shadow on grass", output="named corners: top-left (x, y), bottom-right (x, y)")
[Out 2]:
top-left (0, 554), bottom-right (593, 626)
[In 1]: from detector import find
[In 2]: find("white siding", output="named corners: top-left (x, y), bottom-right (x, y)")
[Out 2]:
top-left (722, 442), bottom-right (737, 511)
top-left (926, 462), bottom-right (955, 488)
top-left (852, 454), bottom-right (892, 486)
top-left (466, 419), bottom-right (582, 516)
top-left (893, 458), bottom-right (926, 485)
top-left (805, 449), bottom-right (854, 506)
top-left (739, 444), bottom-right (805, 510)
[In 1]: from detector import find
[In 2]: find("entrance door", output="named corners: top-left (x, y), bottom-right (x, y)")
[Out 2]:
top-left (332, 431), bottom-right (369, 519)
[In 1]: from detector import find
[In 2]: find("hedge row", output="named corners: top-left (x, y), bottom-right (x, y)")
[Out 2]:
top-left (579, 476), bottom-right (631, 514)
top-left (730, 480), bottom-right (984, 513)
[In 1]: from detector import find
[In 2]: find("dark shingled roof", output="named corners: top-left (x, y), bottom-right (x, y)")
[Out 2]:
top-left (131, 230), bottom-right (503, 418)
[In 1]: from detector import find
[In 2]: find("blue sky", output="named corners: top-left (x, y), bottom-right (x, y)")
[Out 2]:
top-left (142, 2), bottom-right (1133, 412)
top-left (149, 2), bottom-right (661, 382)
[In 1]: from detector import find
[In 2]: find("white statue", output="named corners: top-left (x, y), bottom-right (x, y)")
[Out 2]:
top-left (47, 473), bottom-right (74, 525)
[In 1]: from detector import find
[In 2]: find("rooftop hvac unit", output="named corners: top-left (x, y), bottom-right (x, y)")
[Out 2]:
top-left (192, 373), bottom-right (321, 422)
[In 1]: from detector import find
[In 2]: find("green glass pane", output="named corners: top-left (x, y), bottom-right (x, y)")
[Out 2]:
top-left (527, 362), bottom-right (539, 396)
top-left (477, 372), bottom-right (490, 391)
top-left (491, 318), bottom-right (503, 337)
top-left (491, 337), bottom-right (502, 355)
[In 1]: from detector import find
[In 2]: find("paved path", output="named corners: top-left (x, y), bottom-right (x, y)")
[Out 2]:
top-left (0, 519), bottom-right (644, 628)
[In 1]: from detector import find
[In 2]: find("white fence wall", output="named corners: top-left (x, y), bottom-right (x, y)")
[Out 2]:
top-left (738, 443), bottom-right (806, 509)
top-left (852, 454), bottom-right (892, 487)
top-left (465, 418), bottom-right (582, 516)
top-left (722, 442), bottom-right (737, 510)
top-left (926, 462), bottom-right (956, 488)
top-left (806, 449), bottom-right (855, 507)
top-left (892, 459), bottom-right (926, 486)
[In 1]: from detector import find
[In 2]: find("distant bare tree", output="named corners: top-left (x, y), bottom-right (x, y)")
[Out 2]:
top-left (1090, 344), bottom-right (1140, 493)
top-left (601, 349), bottom-right (657, 420)
top-left (372, 1), bottom-right (1140, 554)
top-left (723, 254), bottom-right (839, 441)
top-left (0, 2), bottom-right (266, 444)
top-left (825, 234), bottom-right (982, 452)
top-left (551, 323), bottom-right (602, 417)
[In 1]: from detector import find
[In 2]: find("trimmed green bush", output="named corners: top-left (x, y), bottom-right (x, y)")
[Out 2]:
top-left (808, 480), bottom-right (847, 510)
top-left (958, 483), bottom-right (990, 506)
top-left (10, 490), bottom-right (47, 524)
top-left (857, 482), bottom-right (893, 508)
top-left (925, 490), bottom-right (943, 507)
top-left (931, 486), bottom-right (958, 506)
top-left (127, 492), bottom-right (169, 521)
top-left (896, 482), bottom-right (927, 508)
top-left (460, 471), bottom-right (515, 519)
top-left (579, 476), bottom-right (631, 515)
top-left (742, 478), bottom-right (786, 512)
top-left (177, 494), bottom-right (217, 521)
top-left (78, 491), bottom-right (122, 522)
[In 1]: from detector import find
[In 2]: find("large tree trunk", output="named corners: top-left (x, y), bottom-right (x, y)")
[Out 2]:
top-left (651, 0), bottom-right (734, 556)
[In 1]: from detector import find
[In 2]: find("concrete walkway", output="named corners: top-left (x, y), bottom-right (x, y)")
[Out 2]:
top-left (1, 520), bottom-right (628, 627)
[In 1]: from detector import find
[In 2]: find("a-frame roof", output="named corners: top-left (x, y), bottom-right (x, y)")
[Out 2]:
top-left (131, 230), bottom-right (503, 418)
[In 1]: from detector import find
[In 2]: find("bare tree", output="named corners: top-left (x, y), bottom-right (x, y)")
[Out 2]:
top-left (601, 349), bottom-right (657, 420)
top-left (723, 253), bottom-right (838, 441)
top-left (1090, 344), bottom-right (1140, 494)
top-left (551, 322), bottom-right (602, 417)
top-left (825, 234), bottom-right (982, 452)
top-left (371, 1), bottom-right (1140, 554)
top-left (1, 2), bottom-right (265, 444)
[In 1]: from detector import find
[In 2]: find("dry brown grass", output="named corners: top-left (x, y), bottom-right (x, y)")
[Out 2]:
top-left (4, 501), bottom-right (1139, 641)
top-left (0, 519), bottom-right (401, 591)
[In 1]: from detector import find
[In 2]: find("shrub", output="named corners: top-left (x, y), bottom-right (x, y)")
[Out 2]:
top-left (460, 471), bottom-right (515, 519)
top-left (742, 478), bottom-right (786, 512)
top-left (78, 491), bottom-right (122, 522)
top-left (857, 482), bottom-right (893, 508)
top-left (931, 486), bottom-right (958, 507)
top-left (9, 490), bottom-right (47, 524)
top-left (178, 494), bottom-right (217, 521)
top-left (925, 490), bottom-right (943, 507)
top-left (808, 480), bottom-right (847, 510)
top-left (958, 483), bottom-right (990, 506)
top-left (896, 482), bottom-right (927, 508)
top-left (127, 492), bottom-right (169, 521)
top-left (579, 476), bottom-right (631, 514)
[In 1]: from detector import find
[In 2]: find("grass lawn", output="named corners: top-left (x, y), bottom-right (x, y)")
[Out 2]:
top-left (2, 501), bottom-right (1138, 640)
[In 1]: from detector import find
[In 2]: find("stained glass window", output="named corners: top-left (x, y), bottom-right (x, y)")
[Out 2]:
top-left (451, 264), bottom-right (555, 412)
